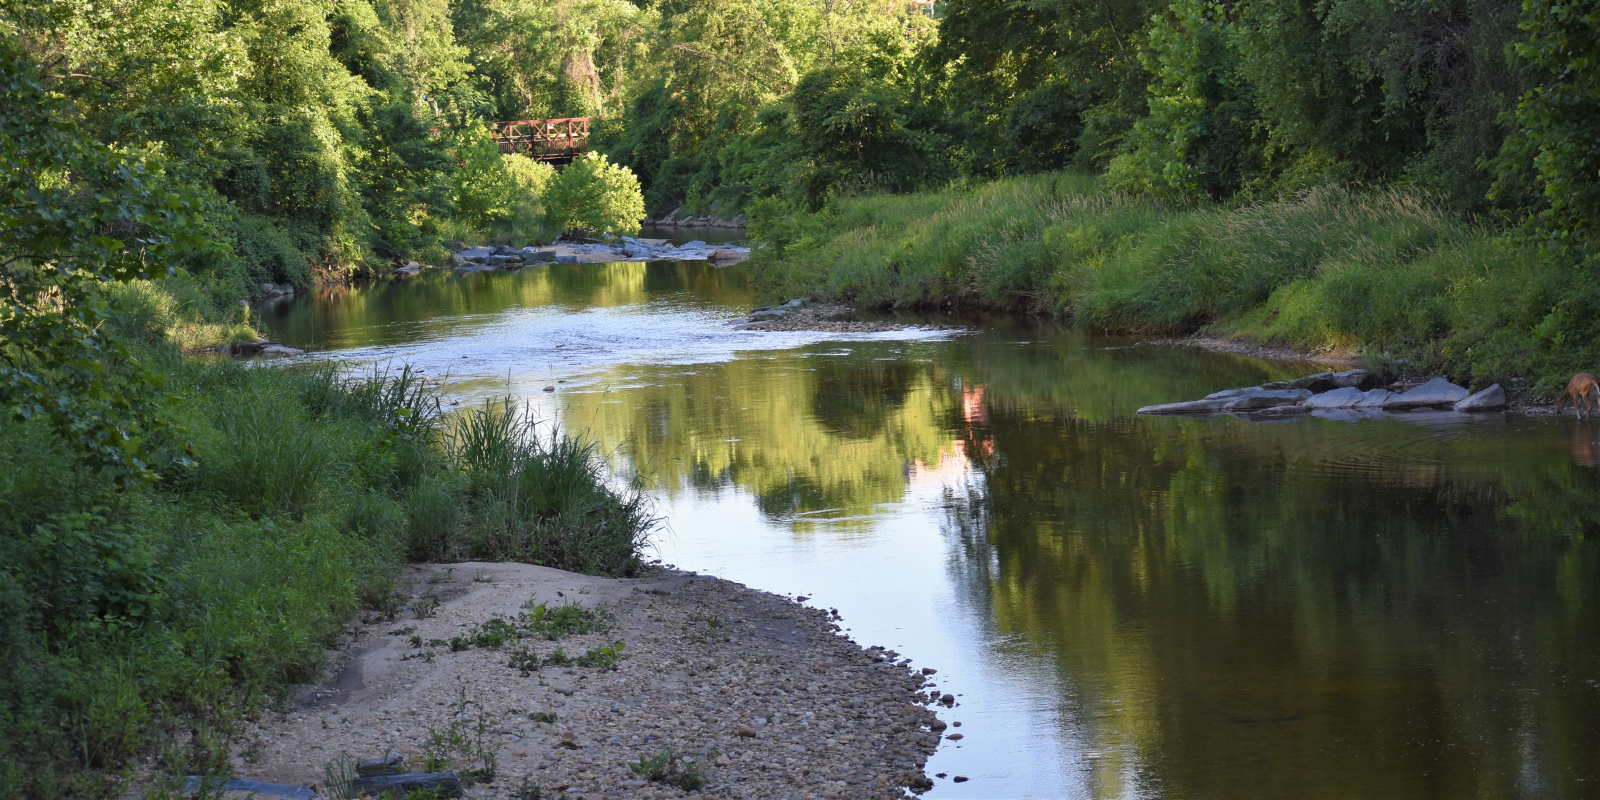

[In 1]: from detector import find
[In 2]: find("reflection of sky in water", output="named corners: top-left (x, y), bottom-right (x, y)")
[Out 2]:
top-left (262, 261), bottom-right (1600, 800)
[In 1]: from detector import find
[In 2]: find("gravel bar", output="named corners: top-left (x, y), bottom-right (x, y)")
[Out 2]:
top-left (211, 562), bottom-right (953, 800)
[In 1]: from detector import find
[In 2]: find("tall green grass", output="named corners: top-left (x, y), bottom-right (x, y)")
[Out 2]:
top-left (0, 353), bottom-right (655, 798)
top-left (752, 175), bottom-right (1594, 391)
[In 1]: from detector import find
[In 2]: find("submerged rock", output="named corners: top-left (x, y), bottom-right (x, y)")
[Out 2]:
top-left (1136, 398), bottom-right (1229, 415)
top-left (1454, 383), bottom-right (1506, 411)
top-left (1383, 377), bottom-right (1470, 409)
top-left (1223, 389), bottom-right (1310, 410)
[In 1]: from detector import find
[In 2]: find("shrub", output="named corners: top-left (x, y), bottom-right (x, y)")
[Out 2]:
top-left (542, 153), bottom-right (646, 237)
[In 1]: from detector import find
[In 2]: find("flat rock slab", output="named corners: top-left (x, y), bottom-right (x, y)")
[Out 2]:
top-left (352, 773), bottom-right (462, 797)
top-left (1137, 398), bottom-right (1227, 415)
top-left (183, 777), bottom-right (314, 799)
top-left (1307, 386), bottom-right (1364, 408)
top-left (1384, 377), bottom-right (1469, 409)
top-left (1223, 389), bottom-right (1311, 410)
top-left (1454, 383), bottom-right (1507, 411)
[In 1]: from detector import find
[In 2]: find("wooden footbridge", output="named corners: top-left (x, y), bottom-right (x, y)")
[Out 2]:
top-left (490, 118), bottom-right (592, 163)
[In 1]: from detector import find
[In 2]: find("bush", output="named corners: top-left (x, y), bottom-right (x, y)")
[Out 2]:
top-left (542, 153), bottom-right (646, 237)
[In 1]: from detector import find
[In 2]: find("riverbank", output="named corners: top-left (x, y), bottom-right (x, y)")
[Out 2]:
top-left (749, 173), bottom-right (1600, 395)
top-left (195, 562), bottom-right (947, 800)
top-left (0, 347), bottom-right (655, 799)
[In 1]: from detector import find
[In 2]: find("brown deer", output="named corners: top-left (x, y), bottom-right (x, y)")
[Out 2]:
top-left (1556, 373), bottom-right (1600, 419)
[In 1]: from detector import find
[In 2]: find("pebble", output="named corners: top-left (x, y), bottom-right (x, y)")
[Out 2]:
top-left (954, 775), bottom-right (969, 783)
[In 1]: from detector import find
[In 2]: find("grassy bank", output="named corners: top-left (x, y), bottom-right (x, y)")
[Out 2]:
top-left (751, 174), bottom-right (1600, 392)
top-left (0, 332), bottom-right (653, 798)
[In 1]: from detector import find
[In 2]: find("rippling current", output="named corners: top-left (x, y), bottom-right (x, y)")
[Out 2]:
top-left (260, 254), bottom-right (1600, 800)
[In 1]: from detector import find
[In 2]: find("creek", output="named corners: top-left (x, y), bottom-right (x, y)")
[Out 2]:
top-left (260, 251), bottom-right (1600, 799)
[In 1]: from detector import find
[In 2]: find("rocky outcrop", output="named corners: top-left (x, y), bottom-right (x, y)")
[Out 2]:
top-left (1138, 370), bottom-right (1503, 419)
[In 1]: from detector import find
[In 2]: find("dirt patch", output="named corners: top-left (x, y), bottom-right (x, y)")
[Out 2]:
top-left (193, 563), bottom-right (948, 800)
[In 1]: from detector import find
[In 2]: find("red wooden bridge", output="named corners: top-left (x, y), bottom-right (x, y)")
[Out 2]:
top-left (490, 118), bottom-right (592, 163)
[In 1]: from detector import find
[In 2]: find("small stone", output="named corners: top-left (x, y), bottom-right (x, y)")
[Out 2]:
top-left (737, 725), bottom-right (757, 737)
top-left (921, 668), bottom-right (936, 675)
top-left (929, 720), bottom-right (947, 732)
top-left (946, 733), bottom-right (963, 740)
top-left (543, 386), bottom-right (556, 393)
top-left (952, 721), bottom-right (961, 727)
top-left (953, 775), bottom-right (969, 783)
top-left (939, 694), bottom-right (955, 706)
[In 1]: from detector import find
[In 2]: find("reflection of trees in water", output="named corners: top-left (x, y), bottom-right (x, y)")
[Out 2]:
top-left (944, 401), bottom-right (1600, 799)
top-left (568, 342), bottom-right (965, 529)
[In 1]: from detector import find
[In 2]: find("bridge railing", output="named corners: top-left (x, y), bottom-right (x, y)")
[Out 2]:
top-left (491, 117), bottom-right (592, 162)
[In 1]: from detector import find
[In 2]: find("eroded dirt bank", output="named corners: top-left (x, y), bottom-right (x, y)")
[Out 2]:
top-left (211, 563), bottom-right (953, 800)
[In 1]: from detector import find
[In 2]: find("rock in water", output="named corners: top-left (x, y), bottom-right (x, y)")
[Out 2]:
top-left (458, 246), bottom-right (493, 261)
top-left (183, 778), bottom-right (315, 800)
top-left (1306, 386), bottom-right (1364, 408)
top-left (1331, 369), bottom-right (1382, 391)
top-left (1383, 377), bottom-right (1469, 409)
top-left (1136, 399), bottom-right (1228, 415)
top-left (1288, 372), bottom-right (1338, 392)
top-left (1354, 388), bottom-right (1394, 407)
top-left (352, 773), bottom-right (463, 797)
top-left (1223, 389), bottom-right (1310, 411)
top-left (1453, 383), bottom-right (1507, 411)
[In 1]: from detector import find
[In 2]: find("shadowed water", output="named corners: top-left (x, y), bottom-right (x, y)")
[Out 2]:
top-left (261, 260), bottom-right (1600, 799)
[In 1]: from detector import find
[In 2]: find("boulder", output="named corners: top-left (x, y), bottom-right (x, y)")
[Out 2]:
top-left (1453, 383), bottom-right (1506, 411)
top-left (680, 240), bottom-right (709, 249)
top-left (1383, 377), bottom-right (1469, 409)
top-left (554, 255), bottom-right (578, 264)
top-left (458, 246), bottom-right (493, 261)
top-left (1306, 386), bottom-right (1364, 408)
top-left (1353, 388), bottom-right (1394, 407)
top-left (1331, 369), bottom-right (1382, 391)
top-left (1224, 389), bottom-right (1310, 411)
top-left (1136, 399), bottom-right (1228, 415)
top-left (708, 248), bottom-right (748, 263)
top-left (1288, 372), bottom-right (1338, 393)
top-left (781, 298), bottom-right (805, 309)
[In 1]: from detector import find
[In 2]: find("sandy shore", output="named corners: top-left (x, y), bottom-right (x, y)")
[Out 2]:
top-left (197, 563), bottom-right (953, 800)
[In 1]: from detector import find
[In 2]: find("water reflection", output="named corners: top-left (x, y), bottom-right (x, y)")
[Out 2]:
top-left (262, 261), bottom-right (1600, 799)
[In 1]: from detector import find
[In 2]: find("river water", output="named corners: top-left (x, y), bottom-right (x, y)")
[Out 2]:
top-left (260, 255), bottom-right (1600, 799)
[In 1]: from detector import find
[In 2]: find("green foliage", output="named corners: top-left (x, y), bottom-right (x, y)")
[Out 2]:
top-left (441, 397), bottom-right (655, 575)
top-left (628, 748), bottom-right (706, 790)
top-left (752, 173), bottom-right (1598, 388)
top-left (1502, 0), bottom-right (1600, 249)
top-left (542, 153), bottom-right (645, 236)
top-left (1107, 0), bottom-right (1262, 201)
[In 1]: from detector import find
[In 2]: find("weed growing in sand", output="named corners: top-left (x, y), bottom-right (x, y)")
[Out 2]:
top-left (527, 712), bottom-right (558, 723)
top-left (512, 775), bottom-right (543, 800)
top-left (684, 612), bottom-right (729, 644)
top-left (628, 748), bottom-right (706, 790)
top-left (420, 684), bottom-right (497, 784)
top-left (323, 753), bottom-right (357, 799)
top-left (577, 641), bottom-right (626, 670)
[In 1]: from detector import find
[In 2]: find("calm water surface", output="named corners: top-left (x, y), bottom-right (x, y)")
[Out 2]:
top-left (261, 258), bottom-right (1600, 800)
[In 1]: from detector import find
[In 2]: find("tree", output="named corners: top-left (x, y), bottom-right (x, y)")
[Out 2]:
top-left (542, 153), bottom-right (645, 235)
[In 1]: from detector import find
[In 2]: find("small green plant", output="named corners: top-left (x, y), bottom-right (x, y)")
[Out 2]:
top-left (543, 647), bottom-right (572, 667)
top-left (628, 748), bottom-right (706, 790)
top-left (512, 775), bottom-right (542, 800)
top-left (576, 640), bottom-right (626, 670)
top-left (684, 613), bottom-right (729, 644)
top-left (323, 752), bottom-right (357, 799)
top-left (508, 647), bottom-right (542, 675)
top-left (473, 568), bottom-right (493, 583)
top-left (421, 682), bottom-right (498, 785)
top-left (527, 712), bottom-right (558, 724)
top-left (411, 593), bottom-right (442, 619)
top-left (390, 627), bottom-right (417, 637)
